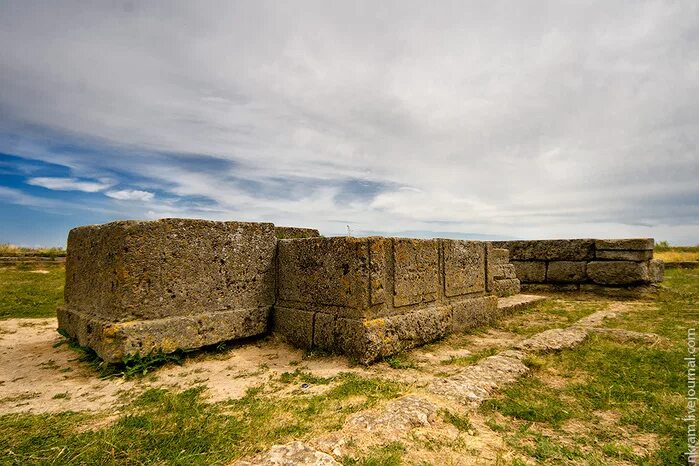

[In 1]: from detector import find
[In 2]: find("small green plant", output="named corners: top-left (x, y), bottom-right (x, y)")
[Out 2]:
top-left (385, 352), bottom-right (417, 369)
top-left (441, 347), bottom-right (498, 366)
top-left (442, 409), bottom-right (473, 432)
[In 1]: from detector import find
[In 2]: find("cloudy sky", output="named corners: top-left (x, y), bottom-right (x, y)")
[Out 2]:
top-left (1, 1), bottom-right (697, 246)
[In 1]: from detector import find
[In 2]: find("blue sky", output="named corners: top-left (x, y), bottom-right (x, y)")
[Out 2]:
top-left (1, 1), bottom-right (698, 247)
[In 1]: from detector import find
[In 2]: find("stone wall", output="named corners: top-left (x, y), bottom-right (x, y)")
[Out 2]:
top-left (274, 237), bottom-right (498, 363)
top-left (58, 219), bottom-right (277, 362)
top-left (274, 226), bottom-right (321, 239)
top-left (488, 247), bottom-right (521, 297)
top-left (491, 238), bottom-right (664, 292)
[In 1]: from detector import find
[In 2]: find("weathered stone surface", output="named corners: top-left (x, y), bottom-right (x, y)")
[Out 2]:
top-left (312, 312), bottom-right (336, 350)
top-left (59, 219), bottom-right (276, 361)
top-left (493, 278), bottom-right (520, 297)
top-left (235, 441), bottom-right (340, 466)
top-left (333, 306), bottom-right (452, 363)
top-left (521, 283), bottom-right (580, 292)
top-left (649, 259), bottom-right (664, 283)
top-left (273, 307), bottom-right (314, 348)
top-left (64, 219), bottom-right (276, 322)
top-left (595, 238), bottom-right (653, 251)
top-left (57, 305), bottom-right (270, 362)
top-left (511, 261), bottom-right (546, 283)
top-left (442, 240), bottom-right (485, 296)
top-left (490, 248), bottom-right (510, 265)
top-left (274, 226), bottom-right (321, 239)
top-left (392, 239), bottom-right (439, 307)
top-left (595, 249), bottom-right (653, 261)
top-left (368, 238), bottom-right (388, 306)
top-left (587, 261), bottom-right (650, 285)
top-left (451, 295), bottom-right (498, 331)
top-left (277, 237), bottom-right (370, 316)
top-left (515, 327), bottom-right (588, 351)
top-left (492, 239), bottom-right (594, 261)
top-left (497, 294), bottom-right (548, 315)
top-left (429, 350), bottom-right (528, 403)
top-left (485, 242), bottom-right (496, 293)
top-left (346, 396), bottom-right (437, 432)
top-left (546, 261), bottom-right (586, 283)
top-left (492, 264), bottom-right (517, 279)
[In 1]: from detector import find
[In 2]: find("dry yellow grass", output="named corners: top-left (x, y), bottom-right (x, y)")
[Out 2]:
top-left (654, 249), bottom-right (699, 262)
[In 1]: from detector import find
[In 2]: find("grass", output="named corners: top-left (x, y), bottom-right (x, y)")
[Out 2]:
top-left (0, 374), bottom-right (404, 464)
top-left (0, 263), bottom-right (65, 319)
top-left (480, 268), bottom-right (698, 465)
top-left (654, 242), bottom-right (699, 262)
top-left (0, 243), bottom-right (66, 257)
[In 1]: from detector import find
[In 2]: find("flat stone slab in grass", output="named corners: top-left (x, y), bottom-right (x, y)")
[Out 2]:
top-left (497, 294), bottom-right (548, 315)
top-left (234, 441), bottom-right (340, 466)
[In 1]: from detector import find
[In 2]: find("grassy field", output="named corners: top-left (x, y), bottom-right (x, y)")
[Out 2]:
top-left (0, 243), bottom-right (66, 257)
top-left (0, 263), bottom-right (64, 319)
top-left (654, 243), bottom-right (699, 262)
top-left (0, 266), bottom-right (695, 464)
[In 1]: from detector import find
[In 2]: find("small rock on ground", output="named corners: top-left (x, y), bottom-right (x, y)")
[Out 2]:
top-left (234, 441), bottom-right (340, 466)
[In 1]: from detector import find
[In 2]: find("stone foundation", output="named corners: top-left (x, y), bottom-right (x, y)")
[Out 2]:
top-left (491, 238), bottom-right (663, 292)
top-left (274, 237), bottom-right (497, 363)
top-left (58, 218), bottom-right (663, 363)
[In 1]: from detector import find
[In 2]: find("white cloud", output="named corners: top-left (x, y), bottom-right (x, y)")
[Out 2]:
top-left (0, 1), bottom-right (697, 243)
top-left (105, 190), bottom-right (154, 201)
top-left (27, 177), bottom-right (112, 193)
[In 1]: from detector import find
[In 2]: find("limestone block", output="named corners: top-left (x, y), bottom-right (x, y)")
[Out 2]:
top-left (274, 226), bottom-right (321, 239)
top-left (277, 237), bottom-right (371, 315)
top-left (494, 278), bottom-right (521, 297)
top-left (59, 219), bottom-right (277, 362)
top-left (313, 312), bottom-right (336, 350)
top-left (511, 261), bottom-right (547, 283)
top-left (649, 259), bottom-right (664, 283)
top-left (490, 248), bottom-right (510, 265)
top-left (586, 261), bottom-right (650, 285)
top-left (274, 307), bottom-right (314, 348)
top-left (595, 250), bottom-right (653, 261)
top-left (492, 239), bottom-right (594, 261)
top-left (485, 242), bottom-right (495, 292)
top-left (451, 295), bottom-right (498, 331)
top-left (442, 240), bottom-right (486, 297)
top-left (546, 261), bottom-right (587, 283)
top-left (595, 238), bottom-right (653, 251)
top-left (521, 283), bottom-right (580, 292)
top-left (392, 238), bottom-right (439, 307)
top-left (493, 264), bottom-right (517, 279)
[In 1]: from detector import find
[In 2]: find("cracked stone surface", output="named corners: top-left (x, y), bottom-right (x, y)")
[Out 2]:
top-left (515, 327), bottom-right (589, 351)
top-left (234, 441), bottom-right (340, 466)
top-left (591, 327), bottom-right (662, 343)
top-left (428, 350), bottom-right (529, 403)
top-left (345, 396), bottom-right (438, 432)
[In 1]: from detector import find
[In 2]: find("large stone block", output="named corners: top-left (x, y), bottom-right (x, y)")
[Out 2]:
top-left (277, 237), bottom-right (371, 315)
top-left (546, 261), bottom-right (587, 283)
top-left (494, 278), bottom-right (521, 297)
top-left (595, 249), bottom-right (653, 261)
top-left (442, 240), bottom-right (486, 297)
top-left (274, 226), bottom-right (321, 239)
top-left (392, 239), bottom-right (439, 307)
top-left (451, 295), bottom-right (498, 331)
top-left (273, 307), bottom-right (314, 348)
top-left (595, 238), bottom-right (653, 251)
top-left (490, 248), bottom-right (510, 265)
top-left (493, 239), bottom-right (594, 261)
top-left (649, 259), bottom-right (664, 283)
top-left (586, 261), bottom-right (650, 285)
top-left (59, 219), bottom-right (277, 361)
top-left (493, 264), bottom-right (517, 279)
top-left (511, 261), bottom-right (546, 283)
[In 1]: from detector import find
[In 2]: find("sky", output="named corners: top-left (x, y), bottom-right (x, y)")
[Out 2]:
top-left (1, 1), bottom-right (698, 247)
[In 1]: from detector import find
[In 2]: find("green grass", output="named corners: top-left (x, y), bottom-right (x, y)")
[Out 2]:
top-left (385, 352), bottom-right (417, 369)
top-left (441, 347), bottom-right (498, 366)
top-left (0, 263), bottom-right (65, 319)
top-left (342, 441), bottom-right (406, 466)
top-left (0, 374), bottom-right (404, 464)
top-left (481, 268), bottom-right (698, 465)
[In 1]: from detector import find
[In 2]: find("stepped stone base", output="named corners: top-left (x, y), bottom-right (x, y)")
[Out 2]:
top-left (57, 306), bottom-right (270, 362)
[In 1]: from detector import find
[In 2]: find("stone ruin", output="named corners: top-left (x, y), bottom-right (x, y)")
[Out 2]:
top-left (57, 218), bottom-right (663, 363)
